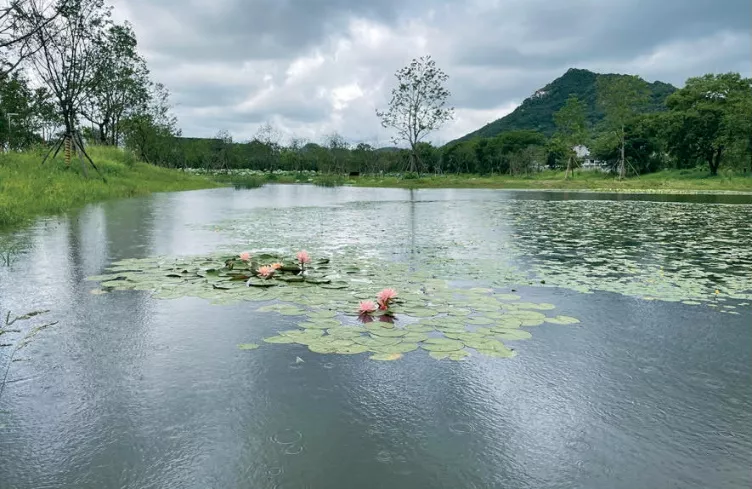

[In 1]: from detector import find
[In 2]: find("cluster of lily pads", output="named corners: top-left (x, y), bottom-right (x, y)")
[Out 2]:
top-left (196, 198), bottom-right (751, 308)
top-left (86, 251), bottom-right (580, 361)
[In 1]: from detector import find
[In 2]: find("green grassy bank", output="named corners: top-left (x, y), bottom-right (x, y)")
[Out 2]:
top-left (347, 169), bottom-right (752, 193)
top-left (0, 147), bottom-right (218, 229)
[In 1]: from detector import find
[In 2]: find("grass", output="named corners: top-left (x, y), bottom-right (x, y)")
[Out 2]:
top-left (312, 174), bottom-right (346, 187)
top-left (347, 168), bottom-right (752, 193)
top-left (0, 146), bottom-right (219, 230)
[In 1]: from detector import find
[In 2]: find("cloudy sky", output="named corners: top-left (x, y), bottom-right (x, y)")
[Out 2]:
top-left (111, 0), bottom-right (751, 146)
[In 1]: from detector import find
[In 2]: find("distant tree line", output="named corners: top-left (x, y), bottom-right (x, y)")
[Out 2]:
top-left (0, 3), bottom-right (749, 177)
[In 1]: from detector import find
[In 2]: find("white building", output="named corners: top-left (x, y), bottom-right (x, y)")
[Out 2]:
top-left (573, 145), bottom-right (607, 171)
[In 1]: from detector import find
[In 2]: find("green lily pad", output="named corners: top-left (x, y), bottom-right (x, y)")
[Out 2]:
top-left (520, 319), bottom-right (545, 327)
top-left (544, 315), bottom-right (581, 325)
top-left (494, 329), bottom-right (533, 340)
top-left (466, 316), bottom-right (495, 325)
top-left (353, 336), bottom-right (402, 348)
top-left (421, 338), bottom-right (465, 352)
top-left (263, 335), bottom-right (296, 344)
top-left (307, 310), bottom-right (337, 319)
top-left (429, 350), bottom-right (470, 361)
top-left (367, 327), bottom-right (408, 338)
top-left (237, 343), bottom-right (260, 350)
top-left (334, 344), bottom-right (370, 355)
top-left (402, 332), bottom-right (429, 343)
top-left (405, 324), bottom-right (435, 333)
top-left (370, 342), bottom-right (419, 354)
top-left (475, 348), bottom-right (517, 358)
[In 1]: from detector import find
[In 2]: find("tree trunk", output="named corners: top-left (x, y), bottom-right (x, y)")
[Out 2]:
top-left (618, 127), bottom-right (626, 179)
top-left (709, 146), bottom-right (723, 176)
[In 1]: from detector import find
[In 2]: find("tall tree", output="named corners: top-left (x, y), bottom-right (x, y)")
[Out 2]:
top-left (82, 21), bottom-right (149, 146)
top-left (553, 95), bottom-right (588, 178)
top-left (664, 73), bottom-right (752, 176)
top-left (376, 55), bottom-right (454, 173)
top-left (597, 74), bottom-right (649, 178)
top-left (0, 0), bottom-right (64, 75)
top-left (27, 0), bottom-right (111, 152)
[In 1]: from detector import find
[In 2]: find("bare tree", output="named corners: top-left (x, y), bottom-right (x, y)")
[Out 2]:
top-left (376, 55), bottom-right (454, 173)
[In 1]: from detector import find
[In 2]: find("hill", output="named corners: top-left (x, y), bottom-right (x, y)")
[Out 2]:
top-left (453, 68), bottom-right (677, 142)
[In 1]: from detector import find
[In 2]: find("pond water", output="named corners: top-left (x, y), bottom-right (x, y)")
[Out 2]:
top-left (0, 185), bottom-right (750, 489)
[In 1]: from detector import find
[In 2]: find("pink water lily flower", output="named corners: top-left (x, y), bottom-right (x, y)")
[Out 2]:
top-left (358, 300), bottom-right (378, 314)
top-left (376, 288), bottom-right (397, 309)
top-left (258, 265), bottom-right (275, 279)
top-left (239, 251), bottom-right (252, 262)
top-left (296, 250), bottom-right (311, 265)
top-left (270, 262), bottom-right (283, 270)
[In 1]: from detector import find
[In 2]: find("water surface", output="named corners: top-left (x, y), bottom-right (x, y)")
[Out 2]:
top-left (1, 186), bottom-right (750, 489)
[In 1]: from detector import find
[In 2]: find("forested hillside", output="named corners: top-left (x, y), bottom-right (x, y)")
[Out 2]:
top-left (453, 68), bottom-right (677, 142)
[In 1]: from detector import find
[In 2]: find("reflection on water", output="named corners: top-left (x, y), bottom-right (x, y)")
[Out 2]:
top-left (0, 186), bottom-right (750, 489)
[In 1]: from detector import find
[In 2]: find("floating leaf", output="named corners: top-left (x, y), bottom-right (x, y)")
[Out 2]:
top-left (494, 329), bottom-right (533, 340)
top-left (263, 335), bottom-right (296, 344)
top-left (544, 316), bottom-right (581, 325)
top-left (237, 343), bottom-right (260, 350)
top-left (370, 353), bottom-right (403, 361)
top-left (422, 338), bottom-right (465, 352)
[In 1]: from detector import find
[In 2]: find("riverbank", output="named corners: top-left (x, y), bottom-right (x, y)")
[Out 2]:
top-left (0, 147), bottom-right (218, 229)
top-left (348, 169), bottom-right (752, 193)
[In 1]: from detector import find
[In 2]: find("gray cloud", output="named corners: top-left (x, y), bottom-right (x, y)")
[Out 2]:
top-left (114, 0), bottom-right (751, 144)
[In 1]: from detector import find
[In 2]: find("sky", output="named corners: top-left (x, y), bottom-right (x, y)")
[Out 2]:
top-left (111, 0), bottom-right (751, 146)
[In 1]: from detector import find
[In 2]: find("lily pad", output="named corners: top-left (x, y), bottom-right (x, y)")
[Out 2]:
top-left (237, 343), bottom-right (260, 350)
top-left (263, 335), bottom-right (296, 344)
top-left (494, 329), bottom-right (533, 340)
top-left (370, 353), bottom-right (403, 361)
top-left (544, 315), bottom-right (581, 325)
top-left (421, 338), bottom-right (465, 352)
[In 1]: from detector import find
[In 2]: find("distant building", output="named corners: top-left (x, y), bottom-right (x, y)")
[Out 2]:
top-left (573, 145), bottom-right (607, 171)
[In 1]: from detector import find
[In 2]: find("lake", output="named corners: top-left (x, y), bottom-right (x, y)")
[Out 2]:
top-left (0, 185), bottom-right (750, 489)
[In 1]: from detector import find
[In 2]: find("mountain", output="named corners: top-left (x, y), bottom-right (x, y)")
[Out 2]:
top-left (452, 68), bottom-right (677, 143)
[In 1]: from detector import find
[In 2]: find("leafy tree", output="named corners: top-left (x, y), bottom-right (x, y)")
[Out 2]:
top-left (82, 21), bottom-right (149, 146)
top-left (664, 73), bottom-right (752, 176)
top-left (0, 0), bottom-right (64, 75)
top-left (121, 82), bottom-right (181, 166)
top-left (26, 0), bottom-right (111, 157)
top-left (376, 55), bottom-right (454, 173)
top-left (553, 95), bottom-right (588, 178)
top-left (597, 74), bottom-right (649, 178)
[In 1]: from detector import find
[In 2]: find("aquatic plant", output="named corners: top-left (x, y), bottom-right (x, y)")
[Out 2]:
top-left (258, 265), bottom-right (275, 279)
top-left (271, 262), bottom-right (283, 270)
top-left (377, 288), bottom-right (398, 311)
top-left (358, 300), bottom-right (378, 314)
top-left (85, 251), bottom-right (586, 362)
top-left (296, 250), bottom-right (311, 267)
top-left (239, 251), bottom-right (252, 262)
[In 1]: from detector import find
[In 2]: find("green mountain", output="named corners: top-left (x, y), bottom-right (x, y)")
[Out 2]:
top-left (453, 68), bottom-right (677, 142)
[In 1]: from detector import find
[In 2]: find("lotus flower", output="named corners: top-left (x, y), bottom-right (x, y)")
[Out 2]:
top-left (376, 288), bottom-right (397, 310)
top-left (296, 250), bottom-right (311, 265)
top-left (358, 300), bottom-right (378, 314)
top-left (258, 265), bottom-right (275, 279)
top-left (270, 262), bottom-right (283, 270)
top-left (239, 251), bottom-right (252, 262)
